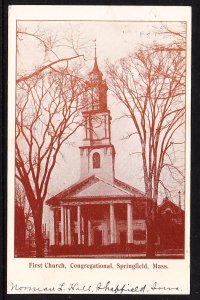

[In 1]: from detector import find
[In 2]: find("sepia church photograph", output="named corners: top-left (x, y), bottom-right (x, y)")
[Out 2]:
top-left (15, 20), bottom-right (186, 258)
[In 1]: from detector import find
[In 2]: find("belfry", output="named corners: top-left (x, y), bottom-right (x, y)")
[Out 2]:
top-left (80, 52), bottom-right (115, 182)
top-left (46, 52), bottom-right (154, 256)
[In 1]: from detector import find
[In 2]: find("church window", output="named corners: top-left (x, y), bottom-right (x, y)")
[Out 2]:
top-left (93, 152), bottom-right (100, 168)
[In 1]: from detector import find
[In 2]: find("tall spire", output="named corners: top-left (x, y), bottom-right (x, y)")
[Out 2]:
top-left (90, 39), bottom-right (102, 76)
top-left (83, 42), bottom-right (107, 113)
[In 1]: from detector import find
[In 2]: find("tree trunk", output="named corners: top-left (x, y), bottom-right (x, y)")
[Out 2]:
top-left (146, 201), bottom-right (157, 258)
top-left (153, 179), bottom-right (159, 203)
top-left (15, 204), bottom-right (26, 255)
top-left (141, 149), bottom-right (152, 198)
top-left (146, 174), bottom-right (160, 258)
top-left (33, 202), bottom-right (44, 257)
top-left (146, 220), bottom-right (155, 258)
top-left (142, 149), bottom-right (156, 257)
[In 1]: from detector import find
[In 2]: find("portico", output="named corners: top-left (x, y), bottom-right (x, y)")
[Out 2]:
top-left (57, 201), bottom-right (134, 246)
top-left (47, 174), bottom-right (151, 249)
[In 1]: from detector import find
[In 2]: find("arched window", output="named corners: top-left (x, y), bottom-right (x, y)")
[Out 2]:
top-left (93, 152), bottom-right (100, 169)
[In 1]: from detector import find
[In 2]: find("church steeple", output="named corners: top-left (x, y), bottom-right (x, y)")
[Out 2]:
top-left (80, 51), bottom-right (115, 182)
top-left (89, 56), bottom-right (103, 83)
top-left (89, 39), bottom-right (102, 76)
top-left (83, 44), bottom-right (108, 112)
top-left (90, 57), bottom-right (102, 77)
top-left (90, 42), bottom-right (102, 77)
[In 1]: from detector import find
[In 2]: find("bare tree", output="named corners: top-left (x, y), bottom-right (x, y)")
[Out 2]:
top-left (15, 25), bottom-right (90, 257)
top-left (16, 65), bottom-right (86, 256)
top-left (107, 45), bottom-right (185, 198)
top-left (152, 22), bottom-right (186, 53)
top-left (16, 25), bottom-right (86, 84)
top-left (106, 27), bottom-right (186, 256)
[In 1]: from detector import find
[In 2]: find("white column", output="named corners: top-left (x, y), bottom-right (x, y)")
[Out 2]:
top-left (110, 204), bottom-right (115, 244)
top-left (50, 209), bottom-right (55, 245)
top-left (127, 203), bottom-right (133, 243)
top-left (77, 206), bottom-right (81, 244)
top-left (60, 206), bottom-right (65, 245)
top-left (81, 216), bottom-right (84, 244)
top-left (106, 115), bottom-right (110, 138)
top-left (88, 220), bottom-right (91, 246)
top-left (67, 208), bottom-right (71, 245)
top-left (64, 208), bottom-right (67, 244)
top-left (114, 217), bottom-right (117, 243)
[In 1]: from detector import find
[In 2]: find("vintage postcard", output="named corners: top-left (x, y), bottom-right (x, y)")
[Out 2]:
top-left (7, 5), bottom-right (191, 295)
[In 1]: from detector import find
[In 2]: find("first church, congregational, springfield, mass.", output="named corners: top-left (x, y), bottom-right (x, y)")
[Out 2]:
top-left (46, 53), bottom-right (184, 258)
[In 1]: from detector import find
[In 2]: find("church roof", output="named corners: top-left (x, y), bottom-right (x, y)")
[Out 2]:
top-left (46, 175), bottom-right (146, 206)
top-left (158, 197), bottom-right (184, 214)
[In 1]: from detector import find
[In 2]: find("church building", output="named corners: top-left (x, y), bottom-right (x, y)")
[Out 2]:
top-left (46, 54), bottom-right (154, 256)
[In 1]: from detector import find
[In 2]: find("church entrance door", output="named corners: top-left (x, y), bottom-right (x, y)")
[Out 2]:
top-left (94, 230), bottom-right (103, 246)
top-left (120, 231), bottom-right (126, 245)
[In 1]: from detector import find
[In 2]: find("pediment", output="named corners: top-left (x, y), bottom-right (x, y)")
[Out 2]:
top-left (46, 175), bottom-right (146, 206)
top-left (70, 178), bottom-right (132, 197)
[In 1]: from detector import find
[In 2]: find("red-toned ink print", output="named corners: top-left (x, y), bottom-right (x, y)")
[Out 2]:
top-left (15, 21), bottom-right (186, 258)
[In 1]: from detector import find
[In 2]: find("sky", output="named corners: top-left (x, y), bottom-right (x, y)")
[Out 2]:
top-left (16, 20), bottom-right (186, 209)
